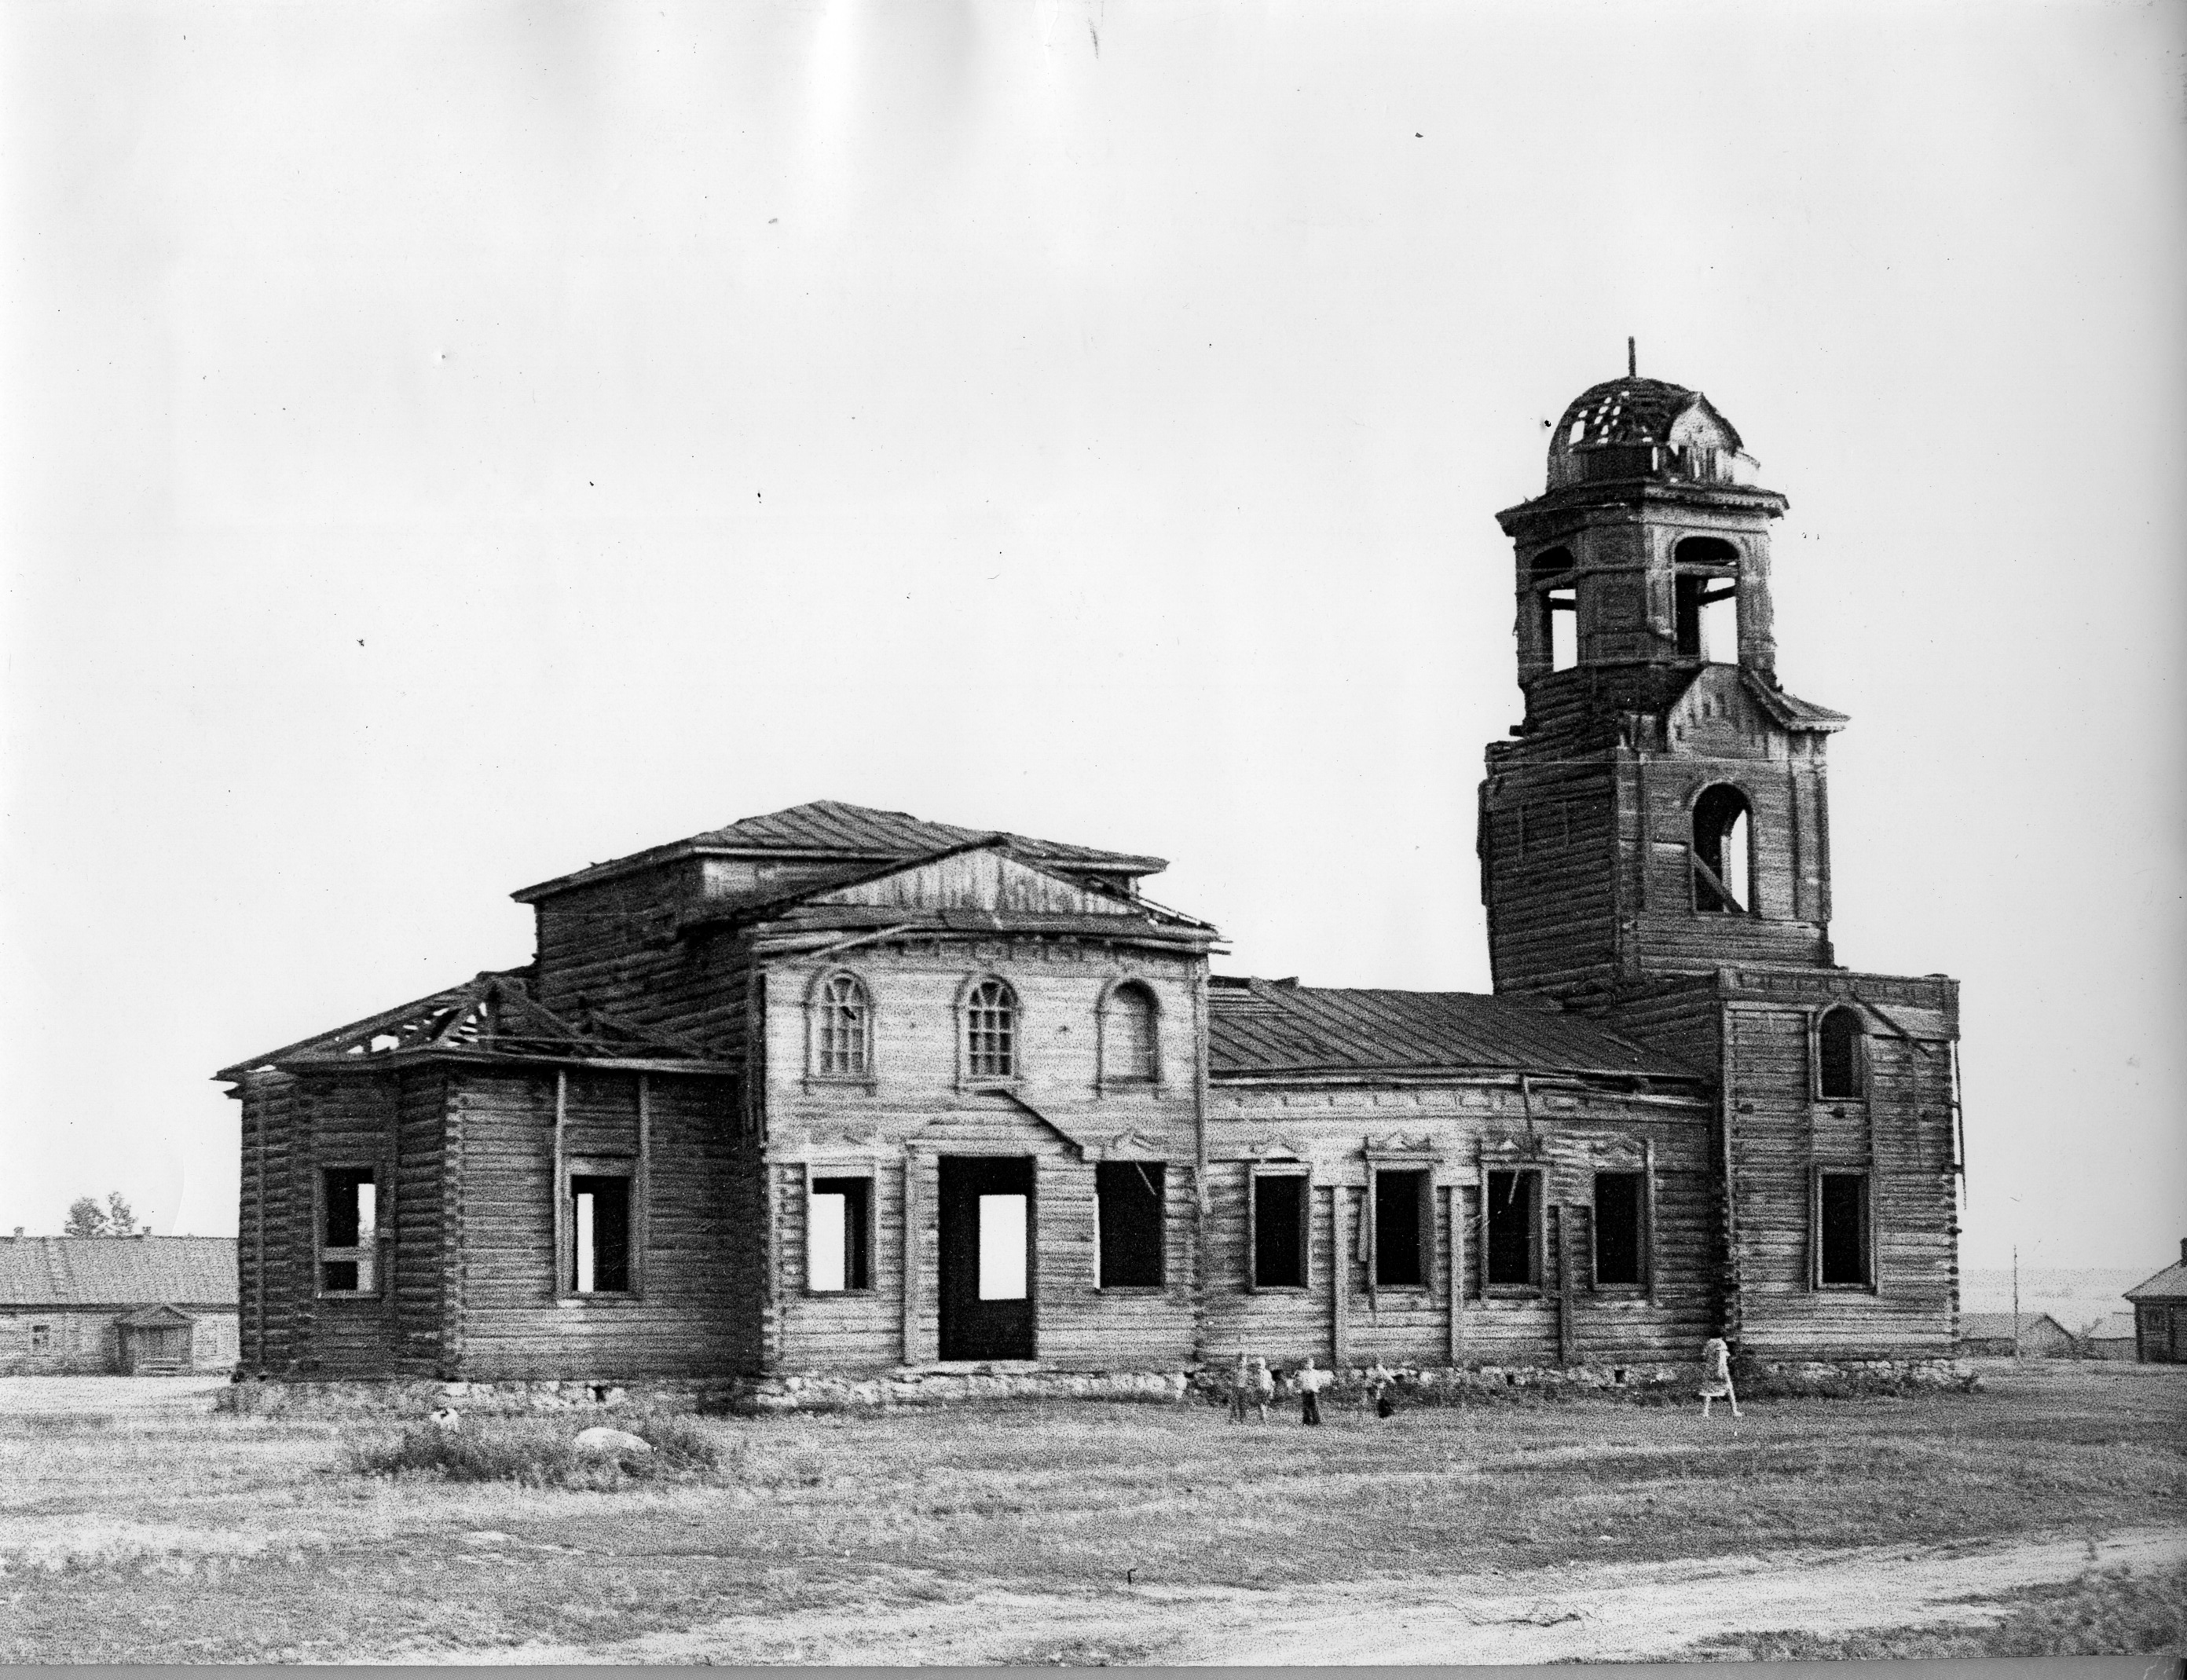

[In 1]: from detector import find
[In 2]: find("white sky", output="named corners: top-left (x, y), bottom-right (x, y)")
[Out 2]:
top-left (2, 1), bottom-right (2181, 1274)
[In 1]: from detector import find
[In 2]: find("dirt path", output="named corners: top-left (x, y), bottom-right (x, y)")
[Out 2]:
top-left (399, 1524), bottom-right (2185, 1666)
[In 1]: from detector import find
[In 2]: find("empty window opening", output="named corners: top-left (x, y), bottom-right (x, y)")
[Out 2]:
top-left (1105, 983), bottom-right (1159, 1083)
top-left (1485, 1169), bottom-right (1539, 1287)
top-left (1097, 1162), bottom-right (1166, 1288)
top-left (30, 1323), bottom-right (51, 1354)
top-left (1252, 1174), bottom-right (1308, 1288)
top-left (815, 973), bottom-right (871, 1078)
top-left (1594, 1172), bottom-right (1646, 1286)
top-left (1544, 587), bottom-right (1578, 671)
top-left (807, 1176), bottom-right (872, 1292)
top-left (1673, 536), bottom-right (1741, 661)
top-left (1818, 1007), bottom-right (1864, 1100)
top-left (321, 1167), bottom-right (378, 1292)
top-left (976, 1195), bottom-right (1028, 1300)
top-left (1531, 546), bottom-right (1574, 580)
top-left (570, 1173), bottom-right (632, 1294)
top-left (965, 979), bottom-right (1017, 1079)
top-left (1691, 784), bottom-right (1753, 913)
top-left (1373, 1169), bottom-right (1430, 1287)
top-left (1817, 1173), bottom-right (1870, 1286)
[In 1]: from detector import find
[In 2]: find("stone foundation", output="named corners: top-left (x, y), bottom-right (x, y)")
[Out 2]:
top-left (222, 1355), bottom-right (1975, 1417)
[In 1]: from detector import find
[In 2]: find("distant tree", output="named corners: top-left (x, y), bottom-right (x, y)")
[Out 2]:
top-left (63, 1195), bottom-right (108, 1237)
top-left (60, 1191), bottom-right (144, 1237)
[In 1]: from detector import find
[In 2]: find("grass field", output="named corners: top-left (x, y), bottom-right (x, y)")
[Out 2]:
top-left (0, 1362), bottom-right (2181, 1664)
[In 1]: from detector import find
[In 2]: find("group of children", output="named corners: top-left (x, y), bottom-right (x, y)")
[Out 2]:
top-left (1224, 1338), bottom-right (1742, 1424)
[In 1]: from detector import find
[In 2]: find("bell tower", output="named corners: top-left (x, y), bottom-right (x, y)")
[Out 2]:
top-left (1478, 364), bottom-right (1846, 998)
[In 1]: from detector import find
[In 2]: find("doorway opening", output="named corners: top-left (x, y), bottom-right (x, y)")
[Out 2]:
top-left (938, 1156), bottom-right (1036, 1360)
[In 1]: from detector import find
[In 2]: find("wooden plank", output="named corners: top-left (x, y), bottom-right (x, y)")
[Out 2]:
top-left (1446, 1181), bottom-right (1464, 1364)
top-left (1557, 1206), bottom-right (1577, 1367)
top-left (551, 1069), bottom-right (567, 1299)
top-left (1331, 1186), bottom-right (1348, 1366)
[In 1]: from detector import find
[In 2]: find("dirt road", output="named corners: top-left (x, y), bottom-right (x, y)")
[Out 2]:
top-left (408, 1524), bottom-right (2185, 1666)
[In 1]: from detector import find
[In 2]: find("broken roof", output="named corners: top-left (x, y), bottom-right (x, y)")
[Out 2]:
top-left (1208, 979), bottom-right (1700, 1083)
top-left (215, 971), bottom-right (729, 1083)
top-left (512, 799), bottom-right (1168, 903)
top-left (0, 1236), bottom-right (236, 1308)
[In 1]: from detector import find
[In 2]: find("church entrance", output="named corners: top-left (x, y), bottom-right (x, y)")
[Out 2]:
top-left (937, 1156), bottom-right (1035, 1361)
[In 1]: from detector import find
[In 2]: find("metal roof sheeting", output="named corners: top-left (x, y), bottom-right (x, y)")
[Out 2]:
top-left (0, 1236), bottom-right (236, 1308)
top-left (1208, 979), bottom-right (1699, 1082)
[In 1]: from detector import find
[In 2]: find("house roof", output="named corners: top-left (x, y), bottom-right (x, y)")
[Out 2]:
top-left (1956, 1312), bottom-right (2072, 1341)
top-left (1208, 979), bottom-right (1702, 1084)
top-left (1740, 672), bottom-right (1850, 734)
top-left (216, 971), bottom-right (731, 1083)
top-left (0, 1236), bottom-right (236, 1308)
top-left (2125, 1260), bottom-right (2187, 1301)
top-left (2087, 1312), bottom-right (2139, 1341)
top-left (511, 799), bottom-right (1168, 903)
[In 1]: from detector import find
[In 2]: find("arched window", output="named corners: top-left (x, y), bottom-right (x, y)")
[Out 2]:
top-left (1672, 536), bottom-right (1740, 661)
top-left (1104, 983), bottom-right (1159, 1085)
top-left (965, 979), bottom-right (1018, 1080)
top-left (1691, 784), bottom-right (1753, 914)
top-left (812, 973), bottom-right (871, 1078)
top-left (1817, 1007), bottom-right (1863, 1100)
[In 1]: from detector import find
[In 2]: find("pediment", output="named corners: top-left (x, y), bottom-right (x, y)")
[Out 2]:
top-left (1666, 666), bottom-right (1775, 754)
top-left (812, 846), bottom-right (1135, 918)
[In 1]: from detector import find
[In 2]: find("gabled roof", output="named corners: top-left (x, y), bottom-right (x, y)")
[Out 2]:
top-left (0, 1236), bottom-right (236, 1308)
top-left (679, 838), bottom-right (1218, 942)
top-left (1956, 1312), bottom-right (2073, 1341)
top-left (215, 971), bottom-right (727, 1082)
top-left (512, 799), bottom-right (1167, 903)
top-left (2087, 1312), bottom-right (2139, 1340)
top-left (1209, 979), bottom-right (1700, 1083)
top-left (2125, 1260), bottom-right (2187, 1301)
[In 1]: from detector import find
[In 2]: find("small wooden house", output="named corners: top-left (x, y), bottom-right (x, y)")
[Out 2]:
top-left (2082, 1312), bottom-right (2139, 1362)
top-left (0, 1236), bottom-right (239, 1374)
top-left (2123, 1243), bottom-right (2187, 1363)
top-left (219, 368), bottom-right (1965, 1385)
top-left (1954, 1312), bottom-right (2077, 1359)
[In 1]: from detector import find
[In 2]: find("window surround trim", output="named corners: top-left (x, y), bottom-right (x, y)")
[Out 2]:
top-left (552, 1068), bottom-right (651, 1304)
top-left (1481, 1162), bottom-right (1549, 1298)
top-left (954, 972), bottom-right (1024, 1089)
top-left (314, 1158), bottom-right (390, 1301)
top-left (1809, 1003), bottom-right (1872, 1107)
top-left (1808, 1164), bottom-right (1879, 1294)
top-left (1588, 1150), bottom-right (1658, 1295)
top-left (802, 1161), bottom-right (878, 1297)
top-left (1092, 1158), bottom-right (1169, 1292)
top-left (1364, 1155), bottom-right (1438, 1294)
top-left (1094, 975), bottom-right (1163, 1095)
top-left (1246, 1161), bottom-right (1313, 1293)
top-left (802, 966), bottom-right (878, 1091)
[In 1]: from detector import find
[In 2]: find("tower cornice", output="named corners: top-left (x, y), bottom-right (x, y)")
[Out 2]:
top-left (1496, 478), bottom-right (1790, 540)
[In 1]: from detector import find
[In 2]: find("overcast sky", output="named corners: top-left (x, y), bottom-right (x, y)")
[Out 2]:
top-left (2, 1), bottom-right (2181, 1273)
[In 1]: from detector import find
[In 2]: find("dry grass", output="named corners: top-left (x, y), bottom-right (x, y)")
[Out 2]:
top-left (1691, 1564), bottom-right (2187, 1660)
top-left (344, 1409), bottom-right (724, 1487)
top-left (0, 1363), bottom-right (2179, 1663)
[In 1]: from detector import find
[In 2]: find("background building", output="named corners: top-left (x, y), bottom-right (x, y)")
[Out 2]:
top-left (0, 1235), bottom-right (238, 1374)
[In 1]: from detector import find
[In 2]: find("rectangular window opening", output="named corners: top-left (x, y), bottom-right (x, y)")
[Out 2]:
top-left (321, 1166), bottom-right (378, 1293)
top-left (1818, 1173), bottom-right (1870, 1287)
top-left (1546, 587), bottom-right (1578, 672)
top-left (1485, 1169), bottom-right (1539, 1287)
top-left (1373, 1169), bottom-right (1429, 1287)
top-left (976, 1194), bottom-right (1028, 1300)
top-left (1698, 587), bottom-right (1738, 662)
top-left (808, 1176), bottom-right (872, 1292)
top-left (1593, 1172), bottom-right (1645, 1286)
top-left (1251, 1173), bottom-right (1307, 1288)
top-left (30, 1323), bottom-right (51, 1354)
top-left (1096, 1162), bottom-right (1166, 1288)
top-left (570, 1173), bottom-right (632, 1294)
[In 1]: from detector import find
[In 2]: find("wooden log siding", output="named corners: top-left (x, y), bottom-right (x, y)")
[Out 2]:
top-left (1202, 1079), bottom-right (1716, 1369)
top-left (760, 939), bottom-right (1204, 1374)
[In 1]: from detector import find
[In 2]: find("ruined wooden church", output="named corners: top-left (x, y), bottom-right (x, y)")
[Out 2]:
top-left (219, 369), bottom-right (1964, 1384)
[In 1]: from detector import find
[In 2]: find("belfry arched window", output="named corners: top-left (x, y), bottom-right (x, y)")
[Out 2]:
top-left (1672, 536), bottom-right (1740, 662)
top-left (1817, 1007), bottom-right (1864, 1100)
top-left (811, 972), bottom-right (872, 1079)
top-left (1691, 784), bottom-right (1753, 914)
top-left (1533, 547), bottom-right (1578, 673)
top-left (1102, 982), bottom-right (1159, 1085)
top-left (965, 979), bottom-right (1019, 1080)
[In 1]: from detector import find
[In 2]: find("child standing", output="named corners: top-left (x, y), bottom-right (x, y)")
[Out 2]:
top-left (1698, 1336), bottom-right (1740, 1418)
top-left (1228, 1351), bottom-right (1251, 1424)
top-left (1251, 1356), bottom-right (1276, 1423)
top-left (1295, 1356), bottom-right (1332, 1426)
